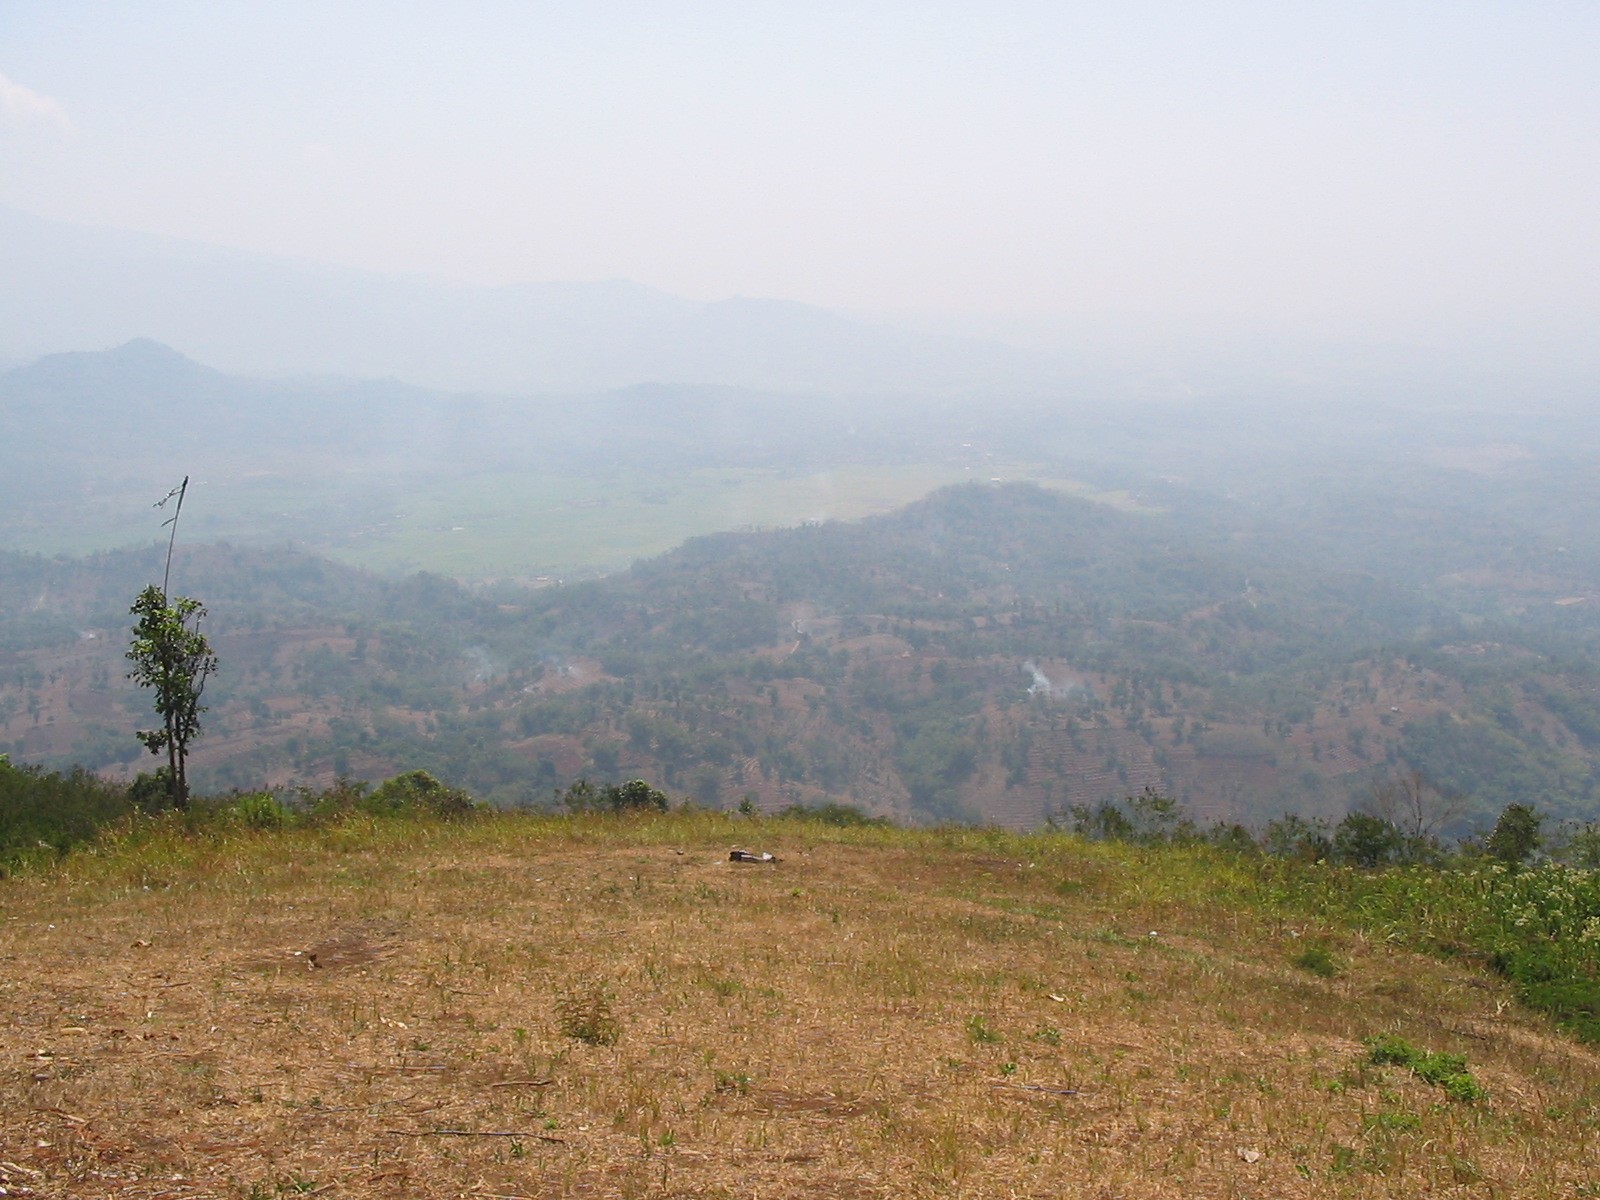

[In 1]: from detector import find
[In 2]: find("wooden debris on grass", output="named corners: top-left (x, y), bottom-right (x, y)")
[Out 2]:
top-left (384, 1128), bottom-right (567, 1144)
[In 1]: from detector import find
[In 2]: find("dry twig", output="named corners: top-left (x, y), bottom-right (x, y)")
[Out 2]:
top-left (991, 1082), bottom-right (1082, 1096)
top-left (384, 1128), bottom-right (567, 1144)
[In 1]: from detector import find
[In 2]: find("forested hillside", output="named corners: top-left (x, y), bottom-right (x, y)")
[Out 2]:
top-left (8, 483), bottom-right (1600, 831)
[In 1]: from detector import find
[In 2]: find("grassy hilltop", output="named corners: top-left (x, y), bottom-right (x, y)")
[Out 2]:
top-left (3, 809), bottom-right (1599, 1198)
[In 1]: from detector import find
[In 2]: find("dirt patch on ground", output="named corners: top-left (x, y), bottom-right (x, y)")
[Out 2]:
top-left (301, 921), bottom-right (405, 971)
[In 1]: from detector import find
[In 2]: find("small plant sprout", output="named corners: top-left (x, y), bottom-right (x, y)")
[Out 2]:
top-left (557, 980), bottom-right (620, 1046)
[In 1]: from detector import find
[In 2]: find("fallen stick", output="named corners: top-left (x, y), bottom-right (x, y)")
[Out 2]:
top-left (991, 1082), bottom-right (1082, 1096)
top-left (384, 1129), bottom-right (566, 1144)
top-left (314, 1097), bottom-right (429, 1114)
top-left (488, 1078), bottom-right (555, 1088)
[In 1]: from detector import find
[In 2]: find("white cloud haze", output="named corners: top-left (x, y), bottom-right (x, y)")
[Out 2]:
top-left (0, 2), bottom-right (1596, 361)
top-left (0, 69), bottom-right (70, 134)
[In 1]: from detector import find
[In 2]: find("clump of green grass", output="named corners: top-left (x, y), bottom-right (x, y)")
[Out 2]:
top-left (1250, 859), bottom-right (1600, 1044)
top-left (713, 1070), bottom-right (751, 1095)
top-left (1291, 941), bottom-right (1341, 978)
top-left (1366, 1033), bottom-right (1486, 1102)
top-left (1360, 1110), bottom-right (1422, 1134)
top-left (966, 1015), bottom-right (1002, 1044)
top-left (556, 980), bottom-right (620, 1046)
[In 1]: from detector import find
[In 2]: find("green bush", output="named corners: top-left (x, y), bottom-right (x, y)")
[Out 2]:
top-left (226, 791), bottom-right (294, 830)
top-left (1068, 788), bottom-right (1197, 845)
top-left (1260, 814), bottom-right (1333, 861)
top-left (775, 801), bottom-right (888, 827)
top-left (1486, 802), bottom-right (1543, 865)
top-left (0, 758), bottom-right (134, 871)
top-left (299, 775), bottom-right (372, 819)
top-left (559, 778), bottom-right (669, 814)
top-left (1332, 813), bottom-right (1403, 868)
top-left (362, 769), bottom-right (477, 818)
top-left (128, 769), bottom-right (177, 813)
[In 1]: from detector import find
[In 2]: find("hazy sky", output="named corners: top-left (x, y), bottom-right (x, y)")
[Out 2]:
top-left (2, 2), bottom-right (1597, 347)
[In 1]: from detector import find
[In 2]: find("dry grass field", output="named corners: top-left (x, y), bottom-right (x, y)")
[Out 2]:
top-left (2, 813), bottom-right (1598, 1198)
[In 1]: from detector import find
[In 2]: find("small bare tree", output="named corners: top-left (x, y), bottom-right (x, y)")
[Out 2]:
top-left (1365, 769), bottom-right (1465, 842)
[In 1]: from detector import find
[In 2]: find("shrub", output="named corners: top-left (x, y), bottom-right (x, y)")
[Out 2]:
top-left (299, 775), bottom-right (371, 819)
top-left (610, 779), bottom-right (669, 812)
top-left (1206, 822), bottom-right (1263, 856)
top-left (1261, 814), bottom-right (1333, 861)
top-left (1068, 799), bottom-right (1133, 841)
top-left (1332, 813), bottom-right (1403, 868)
top-left (1069, 788), bottom-right (1197, 845)
top-left (1486, 802), bottom-right (1542, 866)
top-left (363, 770), bottom-right (477, 818)
top-left (1553, 821), bottom-right (1600, 868)
top-left (227, 791), bottom-right (294, 830)
top-left (775, 801), bottom-right (888, 827)
top-left (128, 769), bottom-right (178, 813)
top-left (0, 758), bottom-right (134, 871)
top-left (559, 778), bottom-right (669, 814)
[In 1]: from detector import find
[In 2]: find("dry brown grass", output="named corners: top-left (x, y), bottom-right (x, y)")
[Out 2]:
top-left (2, 814), bottom-right (1598, 1198)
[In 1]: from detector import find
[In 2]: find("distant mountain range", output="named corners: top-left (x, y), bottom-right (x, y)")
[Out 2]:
top-left (0, 336), bottom-right (988, 494)
top-left (1, 338), bottom-right (460, 496)
top-left (0, 204), bottom-right (1062, 395)
top-left (0, 336), bottom-right (1042, 562)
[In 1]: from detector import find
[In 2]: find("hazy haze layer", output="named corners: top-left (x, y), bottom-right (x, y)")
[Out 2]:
top-left (2, 1), bottom-right (1597, 376)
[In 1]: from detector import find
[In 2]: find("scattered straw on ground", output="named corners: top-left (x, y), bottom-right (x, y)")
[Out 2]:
top-left (2, 815), bottom-right (1598, 1197)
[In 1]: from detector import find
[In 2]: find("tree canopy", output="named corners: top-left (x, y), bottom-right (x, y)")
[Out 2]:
top-left (126, 585), bottom-right (217, 809)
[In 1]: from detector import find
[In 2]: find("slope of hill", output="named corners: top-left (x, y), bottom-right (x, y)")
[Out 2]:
top-left (1, 813), bottom-right (1595, 1198)
top-left (6, 483), bottom-right (1600, 831)
top-left (0, 338), bottom-right (1070, 568)
top-left (12, 333), bottom-right (1600, 599)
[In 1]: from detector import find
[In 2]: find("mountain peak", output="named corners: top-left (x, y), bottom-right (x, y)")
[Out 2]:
top-left (107, 337), bottom-right (191, 363)
top-left (4, 338), bottom-right (220, 395)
